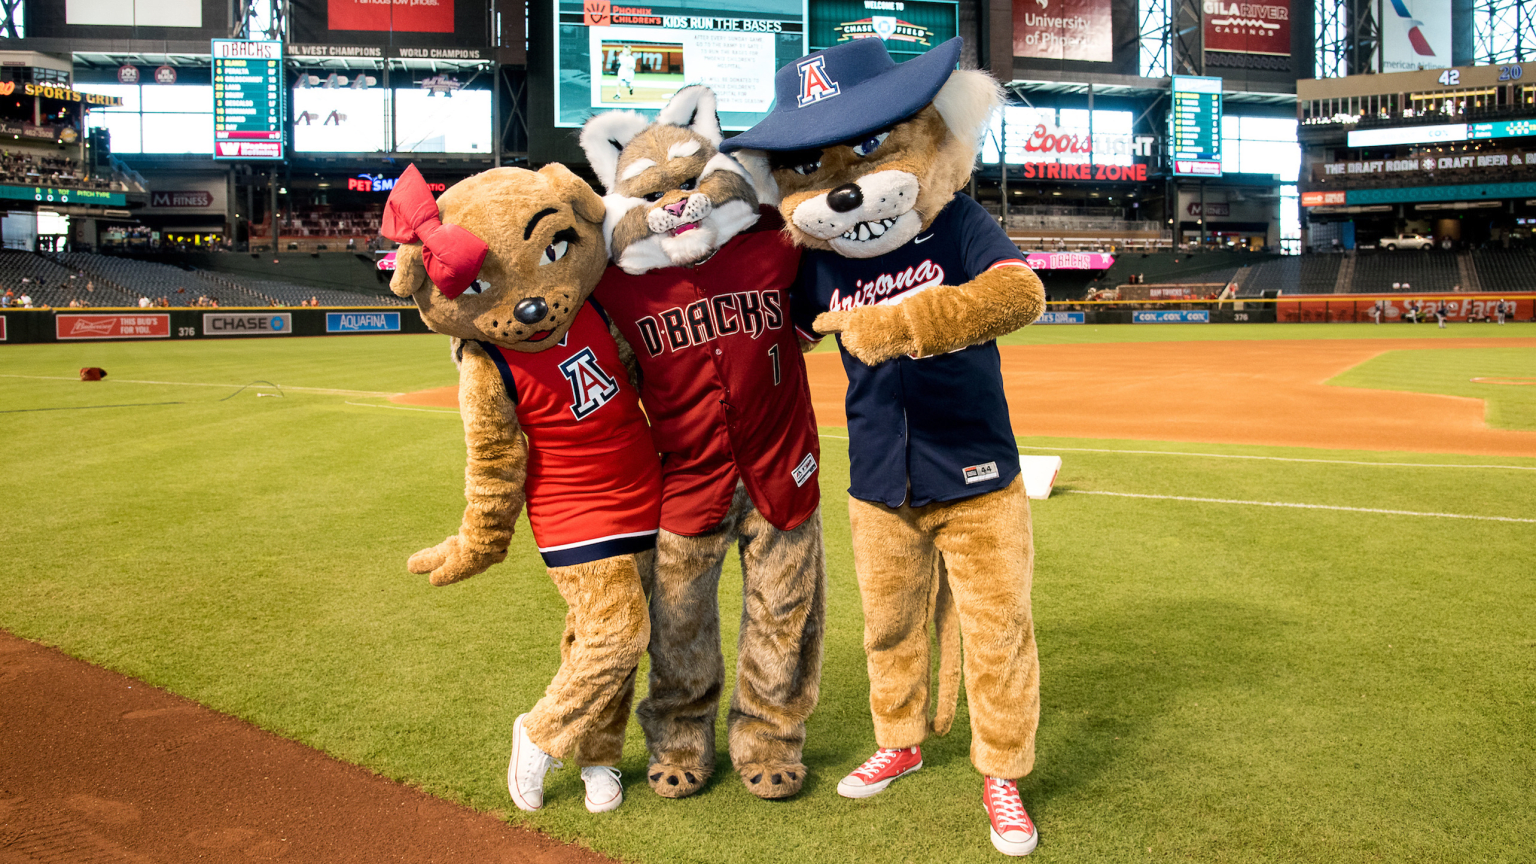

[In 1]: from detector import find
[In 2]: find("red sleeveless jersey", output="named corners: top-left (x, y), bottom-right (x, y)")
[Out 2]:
top-left (593, 207), bottom-right (820, 536)
top-left (479, 300), bottom-right (662, 567)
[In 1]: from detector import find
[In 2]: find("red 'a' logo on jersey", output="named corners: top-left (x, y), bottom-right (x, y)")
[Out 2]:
top-left (796, 56), bottom-right (840, 107)
top-left (558, 347), bottom-right (620, 420)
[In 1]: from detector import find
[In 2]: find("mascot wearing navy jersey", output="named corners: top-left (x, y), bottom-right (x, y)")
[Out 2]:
top-left (386, 163), bottom-right (659, 817)
top-left (724, 38), bottom-right (1047, 856)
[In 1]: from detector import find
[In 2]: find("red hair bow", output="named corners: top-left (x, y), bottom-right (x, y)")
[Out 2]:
top-left (381, 164), bottom-right (488, 299)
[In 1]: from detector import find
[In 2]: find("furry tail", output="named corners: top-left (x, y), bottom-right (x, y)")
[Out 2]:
top-left (930, 561), bottom-right (963, 735)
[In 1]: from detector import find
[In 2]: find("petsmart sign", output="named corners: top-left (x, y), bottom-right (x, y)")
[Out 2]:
top-left (1036, 311), bottom-right (1085, 324)
top-left (1134, 310), bottom-right (1210, 323)
top-left (203, 312), bottom-right (293, 335)
top-left (327, 311), bottom-right (401, 333)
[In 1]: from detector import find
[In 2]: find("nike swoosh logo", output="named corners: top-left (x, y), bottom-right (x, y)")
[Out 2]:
top-left (914, 234), bottom-right (934, 244)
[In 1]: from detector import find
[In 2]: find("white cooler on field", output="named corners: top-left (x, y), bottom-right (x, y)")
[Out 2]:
top-left (1018, 455), bottom-right (1062, 500)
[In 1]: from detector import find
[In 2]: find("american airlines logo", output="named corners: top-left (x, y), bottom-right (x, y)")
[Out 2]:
top-left (827, 259), bottom-right (945, 310)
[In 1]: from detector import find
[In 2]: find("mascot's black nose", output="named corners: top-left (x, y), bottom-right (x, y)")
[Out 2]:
top-left (514, 297), bottom-right (548, 325)
top-left (827, 183), bottom-right (863, 213)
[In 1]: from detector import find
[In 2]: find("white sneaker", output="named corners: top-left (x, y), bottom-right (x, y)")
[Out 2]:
top-left (507, 714), bottom-right (561, 811)
top-left (581, 766), bottom-right (624, 813)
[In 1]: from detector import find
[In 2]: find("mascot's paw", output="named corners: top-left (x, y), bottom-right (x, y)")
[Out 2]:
top-left (646, 762), bottom-right (711, 799)
top-left (407, 535), bottom-right (506, 586)
top-left (813, 307), bottom-right (914, 366)
top-left (737, 762), bottom-right (806, 800)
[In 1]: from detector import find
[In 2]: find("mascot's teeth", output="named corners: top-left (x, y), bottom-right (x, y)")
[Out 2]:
top-left (841, 218), bottom-right (899, 242)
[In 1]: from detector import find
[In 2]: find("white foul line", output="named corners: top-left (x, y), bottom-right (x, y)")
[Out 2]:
top-left (1015, 443), bottom-right (1536, 472)
top-left (0, 374), bottom-right (400, 398)
top-left (1058, 489), bottom-right (1536, 523)
top-left (817, 433), bottom-right (1534, 472)
top-left (344, 401), bottom-right (459, 415)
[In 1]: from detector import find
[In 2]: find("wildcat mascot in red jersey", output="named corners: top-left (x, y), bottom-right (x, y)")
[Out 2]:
top-left (580, 86), bottom-right (827, 801)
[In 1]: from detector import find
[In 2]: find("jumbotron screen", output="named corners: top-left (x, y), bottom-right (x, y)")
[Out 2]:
top-left (553, 0), bottom-right (806, 129)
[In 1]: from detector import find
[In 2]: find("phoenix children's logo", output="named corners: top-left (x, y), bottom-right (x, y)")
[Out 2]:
top-left (558, 347), bottom-right (620, 420)
top-left (796, 56), bottom-right (840, 107)
top-left (827, 259), bottom-right (946, 310)
top-left (584, 0), bottom-right (611, 26)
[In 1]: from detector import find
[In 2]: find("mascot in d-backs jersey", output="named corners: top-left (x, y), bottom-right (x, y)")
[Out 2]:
top-left (724, 39), bottom-right (1048, 855)
top-left (386, 163), bottom-right (659, 816)
top-left (579, 86), bottom-right (826, 801)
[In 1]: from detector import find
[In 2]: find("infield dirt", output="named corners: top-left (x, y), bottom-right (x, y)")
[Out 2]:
top-left (394, 338), bottom-right (1536, 457)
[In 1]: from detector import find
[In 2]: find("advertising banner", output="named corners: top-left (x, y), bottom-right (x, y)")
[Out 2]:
top-left (1036, 311), bottom-right (1086, 324)
top-left (1382, 0), bottom-right (1451, 72)
top-left (1314, 150), bottom-right (1536, 184)
top-left (1300, 190), bottom-right (1347, 206)
top-left (290, 0), bottom-right (488, 48)
top-left (0, 185), bottom-right (126, 207)
top-left (327, 311), bottom-right (402, 333)
top-left (35, 0), bottom-right (227, 39)
top-left (1012, 0), bottom-right (1112, 62)
top-left (1133, 310), bottom-right (1211, 323)
top-left (0, 316), bottom-right (7, 341)
top-left (150, 191), bottom-right (214, 208)
top-left (808, 0), bottom-right (958, 63)
top-left (328, 0), bottom-right (455, 32)
top-left (203, 313), bottom-right (294, 336)
top-left (1202, 0), bottom-right (1290, 56)
top-left (1024, 252), bottom-right (1115, 270)
top-left (554, 0), bottom-right (805, 129)
top-left (56, 314), bottom-right (171, 340)
top-left (1275, 295), bottom-right (1531, 323)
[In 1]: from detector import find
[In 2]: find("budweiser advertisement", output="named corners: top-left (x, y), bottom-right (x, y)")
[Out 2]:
top-left (1012, 0), bottom-right (1111, 62)
top-left (328, 0), bottom-right (455, 32)
top-left (56, 314), bottom-right (171, 340)
top-left (1300, 190), bottom-right (1347, 207)
top-left (1203, 0), bottom-right (1291, 56)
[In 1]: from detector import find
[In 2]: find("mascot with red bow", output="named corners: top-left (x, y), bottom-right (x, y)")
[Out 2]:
top-left (385, 163), bottom-right (661, 817)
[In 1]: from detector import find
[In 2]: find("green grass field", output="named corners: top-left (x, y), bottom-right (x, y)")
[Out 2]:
top-left (3, 326), bottom-right (1535, 863)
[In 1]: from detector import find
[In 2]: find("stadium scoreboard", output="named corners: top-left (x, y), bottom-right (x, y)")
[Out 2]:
top-left (213, 39), bottom-right (286, 160)
top-left (1171, 75), bottom-right (1222, 177)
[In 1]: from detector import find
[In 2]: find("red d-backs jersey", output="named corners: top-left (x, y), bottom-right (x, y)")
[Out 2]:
top-left (478, 300), bottom-right (662, 567)
top-left (594, 206), bottom-right (820, 536)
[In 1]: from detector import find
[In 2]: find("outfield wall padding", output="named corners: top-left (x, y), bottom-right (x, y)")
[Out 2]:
top-left (0, 307), bottom-right (432, 344)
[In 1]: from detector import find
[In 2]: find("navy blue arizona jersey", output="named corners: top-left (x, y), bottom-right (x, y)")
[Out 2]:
top-left (792, 193), bottom-right (1028, 508)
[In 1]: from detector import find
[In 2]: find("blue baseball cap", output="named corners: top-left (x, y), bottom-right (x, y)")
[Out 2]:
top-left (720, 37), bottom-right (963, 154)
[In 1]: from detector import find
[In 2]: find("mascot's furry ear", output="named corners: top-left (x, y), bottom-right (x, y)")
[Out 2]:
top-left (932, 69), bottom-right (1005, 159)
top-left (389, 243), bottom-right (428, 298)
top-left (537, 162), bottom-right (607, 224)
top-left (655, 85), bottom-right (723, 147)
top-left (579, 110), bottom-right (651, 193)
top-left (730, 148), bottom-right (779, 207)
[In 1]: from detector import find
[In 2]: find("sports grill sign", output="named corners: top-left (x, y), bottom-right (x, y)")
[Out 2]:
top-left (56, 314), bottom-right (171, 340)
top-left (203, 312), bottom-right (293, 335)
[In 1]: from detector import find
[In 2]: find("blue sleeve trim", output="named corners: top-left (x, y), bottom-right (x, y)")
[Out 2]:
top-left (588, 297), bottom-right (612, 327)
top-left (477, 340), bottom-right (519, 404)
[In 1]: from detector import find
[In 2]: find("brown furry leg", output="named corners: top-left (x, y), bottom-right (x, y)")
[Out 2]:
top-left (570, 549), bottom-right (653, 767)
top-left (928, 477), bottom-right (1040, 779)
top-left (729, 504), bottom-right (826, 800)
top-left (522, 553), bottom-right (650, 762)
top-left (637, 502), bottom-right (744, 798)
top-left (847, 494), bottom-right (943, 750)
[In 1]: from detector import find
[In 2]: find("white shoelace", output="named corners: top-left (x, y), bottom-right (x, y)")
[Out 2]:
top-left (583, 765), bottom-right (621, 785)
top-left (987, 779), bottom-right (1033, 833)
top-left (853, 748), bottom-right (904, 781)
top-left (519, 748), bottom-right (562, 787)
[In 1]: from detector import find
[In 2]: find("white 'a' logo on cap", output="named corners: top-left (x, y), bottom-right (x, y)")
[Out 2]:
top-left (797, 56), bottom-right (840, 107)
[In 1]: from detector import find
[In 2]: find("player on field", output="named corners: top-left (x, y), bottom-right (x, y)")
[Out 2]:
top-left (616, 46), bottom-right (637, 99)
